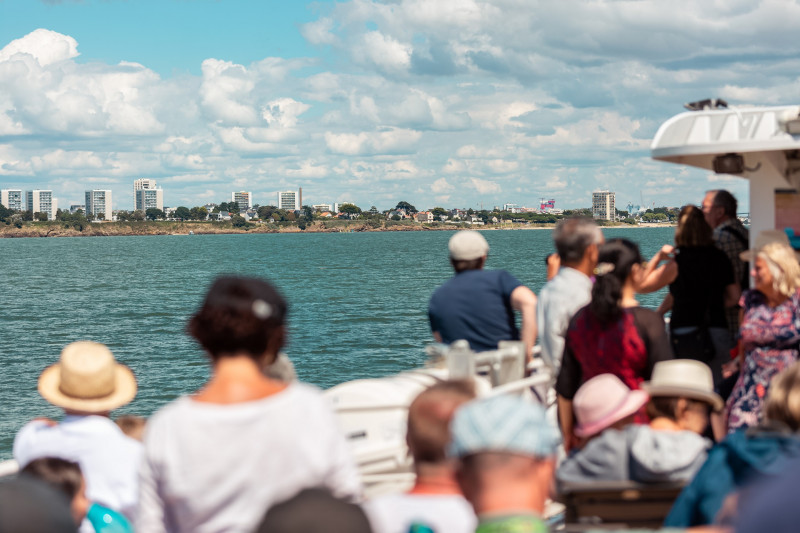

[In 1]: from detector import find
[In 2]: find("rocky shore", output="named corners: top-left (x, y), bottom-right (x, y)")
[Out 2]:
top-left (0, 220), bottom-right (674, 238)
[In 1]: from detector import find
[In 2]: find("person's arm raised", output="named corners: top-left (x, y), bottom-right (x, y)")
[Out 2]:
top-left (639, 245), bottom-right (678, 294)
top-left (511, 285), bottom-right (537, 362)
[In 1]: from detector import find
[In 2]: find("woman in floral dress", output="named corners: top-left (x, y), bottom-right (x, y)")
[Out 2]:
top-left (726, 234), bottom-right (800, 433)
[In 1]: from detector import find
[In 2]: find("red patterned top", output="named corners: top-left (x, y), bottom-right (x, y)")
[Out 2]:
top-left (556, 305), bottom-right (673, 422)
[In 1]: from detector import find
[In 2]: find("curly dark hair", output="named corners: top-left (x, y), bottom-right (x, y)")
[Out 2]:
top-left (188, 276), bottom-right (287, 360)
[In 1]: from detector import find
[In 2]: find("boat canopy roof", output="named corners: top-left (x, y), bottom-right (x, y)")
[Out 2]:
top-left (651, 105), bottom-right (800, 190)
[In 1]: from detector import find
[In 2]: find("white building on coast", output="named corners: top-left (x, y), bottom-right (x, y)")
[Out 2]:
top-left (85, 190), bottom-right (113, 219)
top-left (26, 190), bottom-right (57, 220)
top-left (277, 188), bottom-right (302, 211)
top-left (592, 190), bottom-right (616, 221)
top-left (231, 191), bottom-right (253, 210)
top-left (1, 189), bottom-right (23, 211)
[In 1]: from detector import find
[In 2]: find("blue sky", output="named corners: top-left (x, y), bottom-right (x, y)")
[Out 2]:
top-left (4, 0), bottom-right (797, 212)
top-left (2, 0), bottom-right (326, 75)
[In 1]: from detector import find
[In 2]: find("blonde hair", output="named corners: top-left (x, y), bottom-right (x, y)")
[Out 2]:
top-left (758, 242), bottom-right (800, 297)
top-left (765, 362), bottom-right (800, 431)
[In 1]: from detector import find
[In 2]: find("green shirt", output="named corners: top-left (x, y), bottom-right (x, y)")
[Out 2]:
top-left (475, 514), bottom-right (548, 533)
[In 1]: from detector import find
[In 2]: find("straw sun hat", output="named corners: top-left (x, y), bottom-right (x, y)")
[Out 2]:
top-left (38, 341), bottom-right (137, 413)
top-left (641, 359), bottom-right (723, 412)
top-left (740, 230), bottom-right (800, 262)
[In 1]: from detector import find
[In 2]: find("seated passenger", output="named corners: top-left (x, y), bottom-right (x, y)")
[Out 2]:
top-left (13, 341), bottom-right (142, 524)
top-left (255, 488), bottom-right (372, 533)
top-left (0, 476), bottom-right (76, 533)
top-left (570, 374), bottom-right (649, 449)
top-left (20, 457), bottom-right (133, 532)
top-left (666, 361), bottom-right (800, 528)
top-left (449, 395), bottom-right (561, 532)
top-left (136, 276), bottom-right (361, 533)
top-left (558, 360), bottom-right (721, 484)
top-left (364, 380), bottom-right (477, 533)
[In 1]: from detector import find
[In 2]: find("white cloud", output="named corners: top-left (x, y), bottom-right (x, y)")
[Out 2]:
top-left (325, 128), bottom-right (422, 155)
top-left (431, 177), bottom-right (454, 193)
top-left (0, 28), bottom-right (78, 67)
top-left (469, 177), bottom-right (501, 194)
top-left (544, 175), bottom-right (568, 190)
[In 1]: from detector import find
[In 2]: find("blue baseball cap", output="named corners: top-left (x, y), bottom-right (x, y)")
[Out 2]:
top-left (448, 394), bottom-right (561, 459)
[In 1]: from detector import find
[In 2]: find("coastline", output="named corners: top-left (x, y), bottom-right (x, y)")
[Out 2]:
top-left (0, 220), bottom-right (676, 238)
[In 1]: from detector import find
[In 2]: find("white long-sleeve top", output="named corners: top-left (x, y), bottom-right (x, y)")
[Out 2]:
top-left (14, 415), bottom-right (143, 520)
top-left (136, 382), bottom-right (362, 533)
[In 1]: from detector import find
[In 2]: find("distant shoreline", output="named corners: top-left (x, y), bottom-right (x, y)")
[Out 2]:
top-left (0, 221), bottom-right (676, 239)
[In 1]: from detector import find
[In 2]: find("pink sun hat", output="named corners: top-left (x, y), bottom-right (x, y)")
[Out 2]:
top-left (573, 374), bottom-right (649, 438)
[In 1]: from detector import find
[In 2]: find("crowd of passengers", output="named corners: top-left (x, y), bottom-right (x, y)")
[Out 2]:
top-left (4, 187), bottom-right (800, 533)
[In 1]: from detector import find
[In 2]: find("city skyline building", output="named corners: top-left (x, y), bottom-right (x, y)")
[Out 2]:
top-left (277, 187), bottom-right (302, 211)
top-left (134, 179), bottom-right (164, 212)
top-left (1, 189), bottom-right (23, 211)
top-left (231, 191), bottom-right (252, 210)
top-left (26, 190), bottom-right (57, 220)
top-left (133, 178), bottom-right (159, 210)
top-left (592, 190), bottom-right (616, 221)
top-left (85, 189), bottom-right (113, 219)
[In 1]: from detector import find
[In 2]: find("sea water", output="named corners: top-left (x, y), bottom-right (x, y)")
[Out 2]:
top-left (0, 226), bottom-right (675, 459)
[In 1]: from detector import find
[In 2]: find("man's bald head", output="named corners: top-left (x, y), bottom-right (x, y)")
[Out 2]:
top-left (407, 380), bottom-right (476, 464)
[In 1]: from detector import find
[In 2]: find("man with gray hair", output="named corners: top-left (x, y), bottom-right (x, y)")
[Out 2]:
top-left (429, 230), bottom-right (538, 360)
top-left (702, 189), bottom-right (749, 339)
top-left (537, 217), bottom-right (603, 372)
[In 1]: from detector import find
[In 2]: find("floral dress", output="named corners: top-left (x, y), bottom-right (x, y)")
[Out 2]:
top-left (726, 288), bottom-right (800, 433)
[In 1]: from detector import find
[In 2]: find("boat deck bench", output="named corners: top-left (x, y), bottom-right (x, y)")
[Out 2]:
top-left (556, 480), bottom-right (686, 531)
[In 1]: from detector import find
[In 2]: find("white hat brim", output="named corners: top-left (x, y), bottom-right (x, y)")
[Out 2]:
top-left (640, 382), bottom-right (724, 412)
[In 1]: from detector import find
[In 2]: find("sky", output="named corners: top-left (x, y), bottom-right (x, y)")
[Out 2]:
top-left (3, 1), bottom-right (799, 212)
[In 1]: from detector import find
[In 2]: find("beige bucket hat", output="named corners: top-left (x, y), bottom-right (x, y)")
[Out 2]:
top-left (740, 230), bottom-right (800, 262)
top-left (641, 359), bottom-right (724, 412)
top-left (38, 341), bottom-right (137, 413)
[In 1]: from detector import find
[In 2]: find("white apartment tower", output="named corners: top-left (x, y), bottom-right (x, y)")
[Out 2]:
top-left (277, 187), bottom-right (302, 211)
top-left (0, 189), bottom-right (23, 211)
top-left (26, 190), bottom-right (57, 220)
top-left (592, 190), bottom-right (616, 221)
top-left (231, 191), bottom-right (252, 210)
top-left (85, 190), bottom-right (113, 219)
top-left (133, 179), bottom-right (164, 212)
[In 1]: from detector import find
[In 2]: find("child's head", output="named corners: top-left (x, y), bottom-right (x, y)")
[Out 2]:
top-left (20, 457), bottom-right (90, 525)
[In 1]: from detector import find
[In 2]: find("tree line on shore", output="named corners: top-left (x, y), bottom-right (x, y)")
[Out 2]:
top-left (0, 200), bottom-right (681, 232)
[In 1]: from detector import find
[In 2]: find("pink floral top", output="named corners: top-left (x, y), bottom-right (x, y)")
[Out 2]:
top-left (726, 288), bottom-right (800, 433)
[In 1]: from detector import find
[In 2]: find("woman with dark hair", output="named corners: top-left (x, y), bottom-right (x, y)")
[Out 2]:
top-left (137, 276), bottom-right (361, 533)
top-left (654, 205), bottom-right (740, 383)
top-left (556, 238), bottom-right (673, 451)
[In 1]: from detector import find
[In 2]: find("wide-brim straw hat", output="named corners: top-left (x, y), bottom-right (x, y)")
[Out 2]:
top-left (38, 341), bottom-right (137, 413)
top-left (574, 374), bottom-right (649, 438)
top-left (641, 359), bottom-right (723, 412)
top-left (740, 230), bottom-right (800, 262)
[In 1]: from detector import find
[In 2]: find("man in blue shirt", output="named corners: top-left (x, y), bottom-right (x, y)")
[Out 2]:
top-left (428, 231), bottom-right (537, 360)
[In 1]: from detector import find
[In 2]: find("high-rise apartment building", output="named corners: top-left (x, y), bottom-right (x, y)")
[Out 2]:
top-left (135, 188), bottom-right (164, 213)
top-left (231, 191), bottom-right (252, 210)
top-left (0, 189), bottom-right (23, 211)
top-left (85, 190), bottom-right (113, 219)
top-left (133, 179), bottom-right (163, 211)
top-left (277, 187), bottom-right (302, 211)
top-left (26, 190), bottom-right (57, 220)
top-left (133, 178), bottom-right (164, 211)
top-left (592, 190), bottom-right (616, 221)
